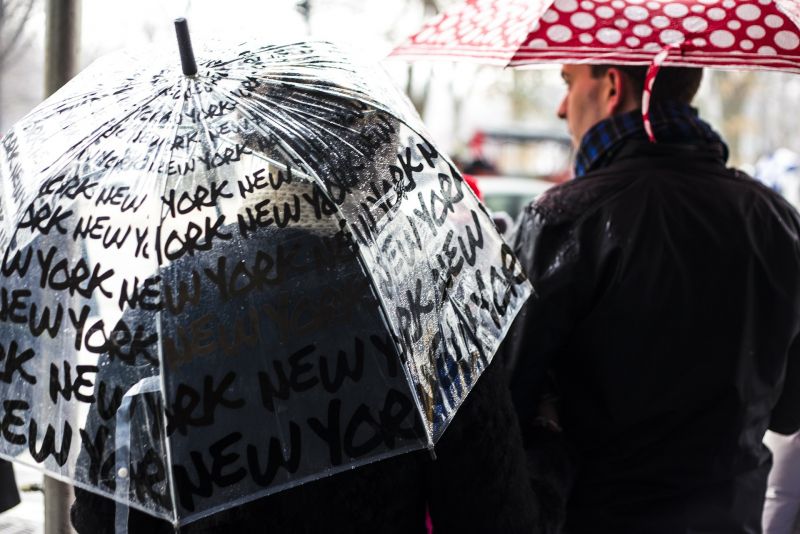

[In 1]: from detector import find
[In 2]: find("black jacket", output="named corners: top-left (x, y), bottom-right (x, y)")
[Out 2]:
top-left (0, 460), bottom-right (20, 513)
top-left (507, 140), bottom-right (800, 533)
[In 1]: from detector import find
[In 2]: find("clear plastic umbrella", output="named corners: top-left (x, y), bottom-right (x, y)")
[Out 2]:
top-left (0, 21), bottom-right (531, 526)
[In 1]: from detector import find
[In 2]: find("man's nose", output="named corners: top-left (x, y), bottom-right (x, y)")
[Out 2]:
top-left (557, 95), bottom-right (567, 120)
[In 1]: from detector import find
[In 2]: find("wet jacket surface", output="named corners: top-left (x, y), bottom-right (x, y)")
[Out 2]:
top-left (507, 139), bottom-right (800, 533)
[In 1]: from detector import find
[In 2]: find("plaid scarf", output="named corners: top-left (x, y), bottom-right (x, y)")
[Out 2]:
top-left (574, 101), bottom-right (729, 178)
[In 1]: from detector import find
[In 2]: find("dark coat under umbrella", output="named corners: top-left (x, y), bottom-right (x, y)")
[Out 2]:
top-left (507, 139), bottom-right (800, 533)
top-left (0, 460), bottom-right (20, 513)
top-left (70, 176), bottom-right (552, 533)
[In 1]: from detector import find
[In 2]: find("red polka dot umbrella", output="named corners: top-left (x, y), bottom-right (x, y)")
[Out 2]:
top-left (391, 0), bottom-right (800, 72)
top-left (391, 0), bottom-right (800, 140)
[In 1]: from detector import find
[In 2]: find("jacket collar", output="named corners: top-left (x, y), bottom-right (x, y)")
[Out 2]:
top-left (574, 101), bottom-right (729, 178)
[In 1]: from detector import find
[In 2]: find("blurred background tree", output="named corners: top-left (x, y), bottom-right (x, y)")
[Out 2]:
top-left (0, 0), bottom-right (798, 171)
top-left (0, 0), bottom-right (39, 126)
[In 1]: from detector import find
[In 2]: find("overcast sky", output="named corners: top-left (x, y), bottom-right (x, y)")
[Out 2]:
top-left (78, 0), bottom-right (426, 66)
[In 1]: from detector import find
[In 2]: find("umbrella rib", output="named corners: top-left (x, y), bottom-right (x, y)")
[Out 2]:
top-left (150, 75), bottom-right (194, 525)
top-left (246, 93), bottom-right (366, 157)
top-left (7, 83), bottom-right (177, 254)
top-left (229, 70), bottom-right (397, 117)
top-left (222, 83), bottom-right (335, 195)
top-left (221, 83), bottom-right (443, 446)
top-left (37, 84), bottom-right (176, 181)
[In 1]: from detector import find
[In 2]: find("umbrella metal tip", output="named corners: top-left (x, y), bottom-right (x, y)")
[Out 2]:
top-left (174, 17), bottom-right (198, 76)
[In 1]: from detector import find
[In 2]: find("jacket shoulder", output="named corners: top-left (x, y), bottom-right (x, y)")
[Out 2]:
top-left (524, 172), bottom-right (630, 226)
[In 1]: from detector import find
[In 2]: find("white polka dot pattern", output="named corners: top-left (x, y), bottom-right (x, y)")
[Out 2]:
top-left (392, 0), bottom-right (800, 73)
top-left (571, 12), bottom-right (596, 29)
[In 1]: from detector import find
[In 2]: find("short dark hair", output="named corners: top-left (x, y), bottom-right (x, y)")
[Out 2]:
top-left (590, 64), bottom-right (703, 105)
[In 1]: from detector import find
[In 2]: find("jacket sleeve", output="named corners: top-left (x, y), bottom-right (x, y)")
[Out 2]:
top-left (503, 202), bottom-right (601, 427)
top-left (770, 333), bottom-right (800, 434)
top-left (427, 359), bottom-right (543, 534)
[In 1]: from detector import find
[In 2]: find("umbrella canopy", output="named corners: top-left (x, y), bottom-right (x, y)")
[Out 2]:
top-left (0, 35), bottom-right (531, 525)
top-left (391, 0), bottom-right (800, 71)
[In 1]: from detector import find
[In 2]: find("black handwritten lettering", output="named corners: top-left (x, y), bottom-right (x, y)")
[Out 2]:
top-left (257, 364), bottom-right (290, 413)
top-left (0, 287), bottom-right (29, 323)
top-left (0, 340), bottom-right (36, 385)
top-left (68, 305), bottom-right (91, 351)
top-left (257, 345), bottom-right (316, 413)
top-left (94, 186), bottom-right (146, 213)
top-left (308, 399), bottom-right (343, 466)
top-left (166, 372), bottom-right (244, 436)
top-left (28, 418), bottom-right (72, 466)
top-left (247, 422), bottom-right (301, 487)
top-left (38, 175), bottom-right (96, 202)
top-left (164, 271), bottom-right (202, 315)
top-left (417, 139), bottom-right (439, 168)
top-left (395, 278), bottom-right (434, 353)
top-left (203, 248), bottom-right (288, 302)
top-left (18, 203), bottom-right (72, 236)
top-left (273, 195), bottom-right (301, 228)
top-left (73, 215), bottom-right (109, 240)
top-left (302, 185), bottom-right (337, 220)
top-left (343, 404), bottom-right (383, 458)
top-left (237, 199), bottom-right (273, 238)
top-left (319, 339), bottom-right (364, 394)
top-left (162, 215), bottom-right (231, 262)
top-left (36, 246), bottom-right (115, 300)
top-left (78, 424), bottom-right (115, 487)
top-left (72, 215), bottom-right (132, 250)
top-left (173, 432), bottom-right (245, 512)
top-left (96, 380), bottom-right (124, 421)
top-left (237, 168), bottom-right (267, 198)
top-left (1, 246), bottom-right (33, 278)
top-left (458, 210), bottom-right (484, 267)
top-left (469, 269), bottom-right (502, 329)
top-left (130, 448), bottom-right (170, 508)
top-left (49, 361), bottom-right (97, 404)
top-left (118, 275), bottom-right (162, 312)
top-left (1, 400), bottom-right (28, 445)
top-left (397, 147), bottom-right (423, 185)
top-left (197, 144), bottom-right (250, 170)
top-left (83, 318), bottom-right (159, 365)
top-left (134, 227), bottom-right (149, 259)
top-left (161, 181), bottom-right (232, 219)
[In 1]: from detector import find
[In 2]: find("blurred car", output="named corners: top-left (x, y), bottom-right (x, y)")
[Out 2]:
top-left (476, 175), bottom-right (554, 236)
top-left (463, 128), bottom-right (573, 183)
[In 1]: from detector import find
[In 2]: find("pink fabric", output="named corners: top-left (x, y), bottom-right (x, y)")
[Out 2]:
top-left (462, 173), bottom-right (483, 200)
top-left (391, 0), bottom-right (800, 74)
top-left (642, 42), bottom-right (682, 143)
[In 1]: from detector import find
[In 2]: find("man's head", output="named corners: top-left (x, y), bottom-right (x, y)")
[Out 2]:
top-left (557, 64), bottom-right (703, 148)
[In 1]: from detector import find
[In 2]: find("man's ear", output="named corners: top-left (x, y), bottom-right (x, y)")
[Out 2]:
top-left (605, 67), bottom-right (639, 114)
top-left (604, 67), bottom-right (626, 115)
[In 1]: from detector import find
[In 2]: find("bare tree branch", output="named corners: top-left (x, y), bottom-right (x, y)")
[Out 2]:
top-left (0, 0), bottom-right (38, 67)
top-left (404, 0), bottom-right (442, 116)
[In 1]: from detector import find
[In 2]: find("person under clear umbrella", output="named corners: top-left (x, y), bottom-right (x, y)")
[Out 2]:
top-left (0, 460), bottom-right (20, 514)
top-left (70, 175), bottom-right (545, 534)
top-left (504, 64), bottom-right (800, 533)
